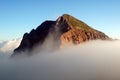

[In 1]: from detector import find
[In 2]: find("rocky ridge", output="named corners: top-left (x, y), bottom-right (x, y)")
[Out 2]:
top-left (12, 14), bottom-right (110, 56)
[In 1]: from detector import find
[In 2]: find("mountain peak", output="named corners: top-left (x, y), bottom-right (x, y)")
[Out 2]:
top-left (12, 14), bottom-right (110, 57)
top-left (62, 14), bottom-right (72, 18)
top-left (57, 14), bottom-right (93, 31)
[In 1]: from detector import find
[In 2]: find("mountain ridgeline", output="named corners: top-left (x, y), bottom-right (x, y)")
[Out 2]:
top-left (12, 14), bottom-right (110, 56)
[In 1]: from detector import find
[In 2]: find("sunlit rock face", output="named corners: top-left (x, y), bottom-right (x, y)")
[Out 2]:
top-left (12, 14), bottom-right (110, 57)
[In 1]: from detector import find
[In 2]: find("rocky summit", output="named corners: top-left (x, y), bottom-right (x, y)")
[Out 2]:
top-left (12, 14), bottom-right (110, 57)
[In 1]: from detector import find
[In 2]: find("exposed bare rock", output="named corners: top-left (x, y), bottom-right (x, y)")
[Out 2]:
top-left (12, 14), bottom-right (110, 57)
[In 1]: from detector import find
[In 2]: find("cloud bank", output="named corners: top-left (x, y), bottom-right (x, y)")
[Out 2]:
top-left (0, 39), bottom-right (120, 80)
top-left (0, 38), bottom-right (21, 59)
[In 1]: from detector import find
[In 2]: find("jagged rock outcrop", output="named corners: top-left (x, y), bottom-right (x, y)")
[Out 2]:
top-left (12, 14), bottom-right (110, 57)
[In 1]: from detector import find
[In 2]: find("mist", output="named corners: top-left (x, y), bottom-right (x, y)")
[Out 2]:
top-left (0, 39), bottom-right (120, 80)
top-left (0, 39), bottom-right (21, 59)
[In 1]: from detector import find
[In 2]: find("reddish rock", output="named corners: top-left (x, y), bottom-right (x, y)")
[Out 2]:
top-left (12, 14), bottom-right (110, 57)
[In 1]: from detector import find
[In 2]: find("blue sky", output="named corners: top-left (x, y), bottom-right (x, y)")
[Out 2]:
top-left (0, 0), bottom-right (120, 40)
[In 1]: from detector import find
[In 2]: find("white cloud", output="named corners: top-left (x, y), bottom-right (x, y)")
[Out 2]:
top-left (0, 38), bottom-right (21, 53)
top-left (0, 40), bottom-right (120, 80)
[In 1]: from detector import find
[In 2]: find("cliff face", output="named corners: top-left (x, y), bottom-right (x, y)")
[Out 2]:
top-left (56, 14), bottom-right (109, 47)
top-left (12, 14), bottom-right (109, 56)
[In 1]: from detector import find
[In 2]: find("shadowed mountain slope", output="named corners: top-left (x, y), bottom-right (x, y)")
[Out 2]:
top-left (12, 14), bottom-right (110, 57)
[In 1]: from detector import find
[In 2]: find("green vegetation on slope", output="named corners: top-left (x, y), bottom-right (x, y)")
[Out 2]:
top-left (62, 14), bottom-right (93, 30)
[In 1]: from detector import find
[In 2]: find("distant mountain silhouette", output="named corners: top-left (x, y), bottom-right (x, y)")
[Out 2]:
top-left (12, 14), bottom-right (110, 57)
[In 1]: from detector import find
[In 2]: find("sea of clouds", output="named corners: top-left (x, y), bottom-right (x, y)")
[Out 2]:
top-left (0, 39), bottom-right (120, 80)
top-left (0, 39), bottom-right (21, 59)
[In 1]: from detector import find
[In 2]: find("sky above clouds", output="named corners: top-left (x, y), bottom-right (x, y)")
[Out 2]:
top-left (0, 0), bottom-right (120, 40)
top-left (0, 1), bottom-right (120, 79)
